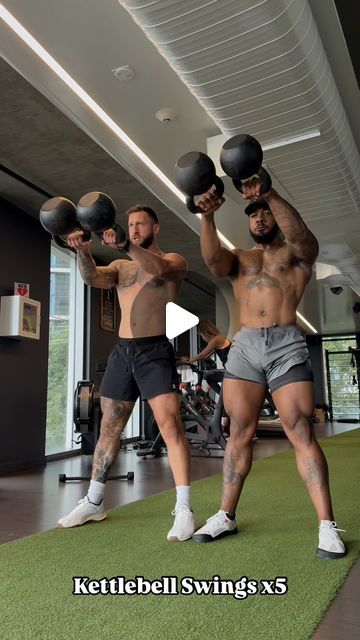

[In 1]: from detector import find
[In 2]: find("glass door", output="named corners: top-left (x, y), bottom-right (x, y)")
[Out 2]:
top-left (323, 336), bottom-right (359, 421)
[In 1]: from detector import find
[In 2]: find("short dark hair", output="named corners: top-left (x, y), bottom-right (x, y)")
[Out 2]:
top-left (125, 204), bottom-right (159, 224)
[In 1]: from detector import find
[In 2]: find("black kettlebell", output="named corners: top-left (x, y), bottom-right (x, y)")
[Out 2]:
top-left (220, 134), bottom-right (272, 194)
top-left (174, 152), bottom-right (224, 213)
top-left (76, 192), bottom-right (127, 245)
top-left (39, 197), bottom-right (91, 250)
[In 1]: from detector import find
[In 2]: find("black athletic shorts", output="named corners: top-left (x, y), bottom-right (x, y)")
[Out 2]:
top-left (99, 335), bottom-right (179, 402)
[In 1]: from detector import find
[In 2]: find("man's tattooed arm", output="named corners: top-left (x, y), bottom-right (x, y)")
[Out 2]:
top-left (267, 189), bottom-right (319, 265)
top-left (77, 251), bottom-right (121, 288)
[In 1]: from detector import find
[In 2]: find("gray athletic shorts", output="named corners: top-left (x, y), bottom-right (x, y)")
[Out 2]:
top-left (224, 324), bottom-right (313, 393)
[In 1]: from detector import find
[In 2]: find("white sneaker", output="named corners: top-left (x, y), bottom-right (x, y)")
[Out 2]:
top-left (57, 496), bottom-right (106, 528)
top-left (317, 521), bottom-right (346, 559)
top-left (167, 505), bottom-right (196, 541)
top-left (192, 510), bottom-right (237, 543)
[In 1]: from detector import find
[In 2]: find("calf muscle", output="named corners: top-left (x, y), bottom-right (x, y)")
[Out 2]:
top-left (91, 398), bottom-right (134, 482)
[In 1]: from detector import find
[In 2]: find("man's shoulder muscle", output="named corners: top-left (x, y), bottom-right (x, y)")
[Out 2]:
top-left (109, 258), bottom-right (132, 271)
top-left (163, 252), bottom-right (188, 269)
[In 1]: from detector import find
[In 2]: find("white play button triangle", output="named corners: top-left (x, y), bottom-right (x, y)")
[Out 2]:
top-left (166, 302), bottom-right (199, 339)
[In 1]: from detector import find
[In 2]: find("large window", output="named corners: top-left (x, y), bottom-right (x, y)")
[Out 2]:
top-left (323, 336), bottom-right (359, 420)
top-left (46, 246), bottom-right (84, 455)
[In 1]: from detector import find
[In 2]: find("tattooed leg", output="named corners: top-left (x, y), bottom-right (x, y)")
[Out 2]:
top-left (272, 382), bottom-right (335, 521)
top-left (283, 415), bottom-right (334, 521)
top-left (220, 427), bottom-right (255, 516)
top-left (220, 379), bottom-right (266, 516)
top-left (91, 397), bottom-right (134, 483)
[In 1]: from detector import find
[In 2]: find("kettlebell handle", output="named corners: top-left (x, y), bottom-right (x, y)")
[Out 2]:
top-left (186, 177), bottom-right (224, 213)
top-left (232, 166), bottom-right (272, 195)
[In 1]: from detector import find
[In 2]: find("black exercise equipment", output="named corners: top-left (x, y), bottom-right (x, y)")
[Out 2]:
top-left (76, 191), bottom-right (127, 246)
top-left (73, 380), bottom-right (97, 437)
top-left (136, 363), bottom-right (228, 458)
top-left (73, 372), bottom-right (103, 454)
top-left (220, 134), bottom-right (272, 195)
top-left (59, 471), bottom-right (134, 483)
top-left (58, 379), bottom-right (134, 483)
top-left (174, 151), bottom-right (224, 213)
top-left (39, 196), bottom-right (90, 250)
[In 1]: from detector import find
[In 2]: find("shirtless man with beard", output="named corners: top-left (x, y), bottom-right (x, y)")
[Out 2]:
top-left (57, 204), bottom-right (196, 542)
top-left (191, 181), bottom-right (346, 559)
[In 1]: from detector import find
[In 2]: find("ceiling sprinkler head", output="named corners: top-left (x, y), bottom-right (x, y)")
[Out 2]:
top-left (155, 108), bottom-right (177, 123)
top-left (112, 66), bottom-right (136, 81)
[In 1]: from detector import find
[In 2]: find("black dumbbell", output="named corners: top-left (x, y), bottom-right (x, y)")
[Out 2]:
top-left (174, 152), bottom-right (224, 213)
top-left (76, 192), bottom-right (127, 245)
top-left (39, 197), bottom-right (91, 250)
top-left (220, 134), bottom-right (272, 195)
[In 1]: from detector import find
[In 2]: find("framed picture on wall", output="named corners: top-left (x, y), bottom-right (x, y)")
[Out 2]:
top-left (100, 287), bottom-right (116, 332)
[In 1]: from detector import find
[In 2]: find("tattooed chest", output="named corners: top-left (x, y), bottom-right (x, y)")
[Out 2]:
top-left (245, 272), bottom-right (281, 289)
top-left (242, 260), bottom-right (298, 292)
top-left (119, 266), bottom-right (165, 288)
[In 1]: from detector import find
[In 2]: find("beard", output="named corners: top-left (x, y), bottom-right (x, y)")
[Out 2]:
top-left (250, 223), bottom-right (279, 245)
top-left (136, 233), bottom-right (154, 249)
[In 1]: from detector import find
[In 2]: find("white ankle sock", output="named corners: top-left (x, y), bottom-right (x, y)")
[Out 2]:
top-left (320, 520), bottom-right (333, 527)
top-left (87, 480), bottom-right (105, 505)
top-left (175, 486), bottom-right (191, 510)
